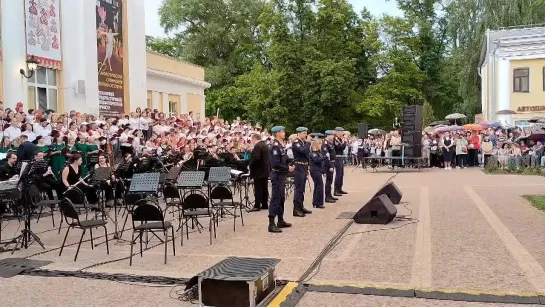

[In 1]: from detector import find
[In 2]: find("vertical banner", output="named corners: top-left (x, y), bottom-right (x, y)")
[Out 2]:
top-left (25, 0), bottom-right (62, 68)
top-left (96, 0), bottom-right (124, 118)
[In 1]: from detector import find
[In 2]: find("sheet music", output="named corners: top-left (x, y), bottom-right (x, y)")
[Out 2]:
top-left (231, 169), bottom-right (243, 176)
top-left (19, 162), bottom-right (28, 177)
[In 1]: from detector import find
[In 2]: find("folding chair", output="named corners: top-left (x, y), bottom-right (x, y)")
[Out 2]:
top-left (180, 192), bottom-right (214, 246)
top-left (58, 198), bottom-right (109, 261)
top-left (129, 199), bottom-right (175, 265)
top-left (58, 187), bottom-right (100, 234)
top-left (210, 185), bottom-right (244, 232)
top-left (163, 184), bottom-right (182, 221)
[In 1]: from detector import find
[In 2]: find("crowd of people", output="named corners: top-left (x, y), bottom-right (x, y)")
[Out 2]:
top-left (343, 125), bottom-right (545, 170)
top-left (0, 105), bottom-right (352, 234)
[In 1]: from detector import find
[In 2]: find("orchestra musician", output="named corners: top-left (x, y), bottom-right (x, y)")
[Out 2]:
top-left (0, 153), bottom-right (18, 181)
top-left (94, 154), bottom-right (121, 206)
top-left (16, 135), bottom-right (36, 162)
top-left (61, 153), bottom-right (97, 205)
top-left (34, 151), bottom-right (57, 200)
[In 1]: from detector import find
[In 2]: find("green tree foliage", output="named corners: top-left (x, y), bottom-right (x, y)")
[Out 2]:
top-left (153, 0), bottom-right (545, 132)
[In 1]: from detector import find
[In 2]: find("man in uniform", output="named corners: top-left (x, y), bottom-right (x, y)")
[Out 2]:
top-left (334, 127), bottom-right (348, 196)
top-left (268, 126), bottom-right (294, 233)
top-left (322, 130), bottom-right (337, 203)
top-left (292, 127), bottom-right (312, 217)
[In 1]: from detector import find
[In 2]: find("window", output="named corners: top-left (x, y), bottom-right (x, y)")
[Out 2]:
top-left (513, 68), bottom-right (529, 93)
top-left (28, 67), bottom-right (58, 111)
top-left (168, 101), bottom-right (177, 117)
top-left (147, 91), bottom-right (152, 109)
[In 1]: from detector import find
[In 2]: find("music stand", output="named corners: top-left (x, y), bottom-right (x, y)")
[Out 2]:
top-left (117, 173), bottom-right (161, 241)
top-left (166, 167), bottom-right (182, 183)
top-left (177, 171), bottom-right (205, 189)
top-left (129, 172), bottom-right (161, 193)
top-left (208, 167), bottom-right (231, 184)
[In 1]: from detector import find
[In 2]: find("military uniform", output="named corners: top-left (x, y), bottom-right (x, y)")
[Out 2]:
top-left (291, 128), bottom-right (312, 217)
top-left (309, 140), bottom-right (326, 208)
top-left (268, 126), bottom-right (292, 233)
top-left (322, 130), bottom-right (337, 202)
top-left (334, 127), bottom-right (348, 195)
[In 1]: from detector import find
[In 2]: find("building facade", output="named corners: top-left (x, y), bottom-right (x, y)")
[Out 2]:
top-left (0, 0), bottom-right (209, 118)
top-left (480, 26), bottom-right (545, 127)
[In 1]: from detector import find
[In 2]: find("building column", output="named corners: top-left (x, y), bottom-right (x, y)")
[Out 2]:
top-left (126, 0), bottom-right (147, 111)
top-left (2, 0), bottom-right (28, 109)
top-left (496, 58), bottom-right (511, 124)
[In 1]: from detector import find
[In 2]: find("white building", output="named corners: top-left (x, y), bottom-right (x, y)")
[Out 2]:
top-left (1, 0), bottom-right (209, 118)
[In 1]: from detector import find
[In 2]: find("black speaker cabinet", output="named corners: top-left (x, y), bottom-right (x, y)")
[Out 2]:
top-left (354, 194), bottom-right (397, 224)
top-left (373, 182), bottom-right (402, 204)
top-left (358, 123), bottom-right (368, 137)
top-left (198, 257), bottom-right (280, 307)
top-left (402, 130), bottom-right (422, 146)
top-left (404, 144), bottom-right (422, 158)
top-left (402, 105), bottom-right (423, 132)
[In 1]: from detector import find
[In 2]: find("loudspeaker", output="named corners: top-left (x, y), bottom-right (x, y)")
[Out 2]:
top-left (403, 144), bottom-right (422, 158)
top-left (402, 130), bottom-right (422, 146)
top-left (353, 194), bottom-right (397, 224)
top-left (402, 105), bottom-right (423, 132)
top-left (373, 182), bottom-right (403, 204)
top-left (358, 123), bottom-right (368, 138)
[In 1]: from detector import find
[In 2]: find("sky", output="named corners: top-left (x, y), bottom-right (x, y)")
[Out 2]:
top-left (144, 0), bottom-right (403, 37)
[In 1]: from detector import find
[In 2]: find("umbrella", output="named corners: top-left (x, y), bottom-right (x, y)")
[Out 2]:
top-left (433, 126), bottom-right (451, 134)
top-left (424, 126), bottom-right (435, 134)
top-left (429, 120), bottom-right (450, 127)
top-left (447, 125), bottom-right (464, 132)
top-left (514, 135), bottom-right (529, 143)
top-left (529, 130), bottom-right (545, 141)
top-left (479, 121), bottom-right (501, 128)
top-left (537, 119), bottom-right (545, 124)
top-left (368, 128), bottom-right (386, 135)
top-left (496, 109), bottom-right (517, 115)
top-left (445, 113), bottom-right (466, 120)
top-left (529, 117), bottom-right (545, 123)
top-left (464, 124), bottom-right (484, 131)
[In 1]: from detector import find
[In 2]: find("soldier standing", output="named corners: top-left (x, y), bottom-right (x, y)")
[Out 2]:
top-left (292, 127), bottom-right (312, 217)
top-left (322, 130), bottom-right (337, 203)
top-left (268, 126), bottom-right (294, 233)
top-left (334, 127), bottom-right (348, 196)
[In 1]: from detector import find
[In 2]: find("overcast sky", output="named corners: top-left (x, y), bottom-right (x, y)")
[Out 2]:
top-left (144, 0), bottom-right (403, 37)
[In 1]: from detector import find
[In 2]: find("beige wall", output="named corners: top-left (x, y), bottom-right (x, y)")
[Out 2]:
top-left (187, 93), bottom-right (202, 118)
top-left (510, 59), bottom-right (545, 119)
top-left (146, 52), bottom-right (205, 81)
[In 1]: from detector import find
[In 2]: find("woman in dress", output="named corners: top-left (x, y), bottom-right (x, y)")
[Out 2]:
top-left (442, 131), bottom-right (455, 170)
top-left (34, 136), bottom-right (50, 159)
top-left (61, 153), bottom-right (96, 204)
top-left (0, 136), bottom-right (11, 153)
top-left (49, 134), bottom-right (67, 180)
top-left (75, 136), bottom-right (89, 177)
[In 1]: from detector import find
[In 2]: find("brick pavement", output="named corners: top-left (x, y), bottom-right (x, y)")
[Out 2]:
top-left (1, 167), bottom-right (545, 306)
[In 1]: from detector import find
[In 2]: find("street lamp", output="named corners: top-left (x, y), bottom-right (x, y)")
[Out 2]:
top-left (19, 56), bottom-right (39, 79)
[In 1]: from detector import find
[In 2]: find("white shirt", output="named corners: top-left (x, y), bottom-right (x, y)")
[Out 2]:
top-left (22, 131), bottom-right (37, 143)
top-left (139, 117), bottom-right (150, 130)
top-left (4, 126), bottom-right (21, 141)
top-left (33, 123), bottom-right (52, 145)
top-left (129, 117), bottom-right (140, 130)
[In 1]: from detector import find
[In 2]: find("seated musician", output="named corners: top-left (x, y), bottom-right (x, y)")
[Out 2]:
top-left (34, 151), bottom-right (56, 200)
top-left (61, 153), bottom-right (98, 204)
top-left (94, 154), bottom-right (119, 206)
top-left (0, 153), bottom-right (18, 181)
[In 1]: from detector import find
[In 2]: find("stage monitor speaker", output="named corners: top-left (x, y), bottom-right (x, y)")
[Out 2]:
top-left (358, 123), bottom-right (368, 137)
top-left (373, 182), bottom-right (403, 204)
top-left (354, 194), bottom-right (397, 224)
top-left (402, 105), bottom-right (423, 132)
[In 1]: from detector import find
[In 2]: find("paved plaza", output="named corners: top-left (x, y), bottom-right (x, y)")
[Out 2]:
top-left (2, 167), bottom-right (545, 306)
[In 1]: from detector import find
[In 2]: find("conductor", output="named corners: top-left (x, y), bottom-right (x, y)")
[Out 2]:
top-left (249, 134), bottom-right (270, 212)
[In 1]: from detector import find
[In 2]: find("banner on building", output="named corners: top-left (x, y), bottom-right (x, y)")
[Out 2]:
top-left (25, 0), bottom-right (62, 69)
top-left (97, 0), bottom-right (124, 118)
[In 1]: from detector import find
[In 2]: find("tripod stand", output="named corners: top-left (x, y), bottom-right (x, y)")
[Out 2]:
top-left (8, 162), bottom-right (46, 253)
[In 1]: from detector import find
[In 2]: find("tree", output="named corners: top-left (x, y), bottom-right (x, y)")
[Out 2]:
top-left (146, 36), bottom-right (181, 58)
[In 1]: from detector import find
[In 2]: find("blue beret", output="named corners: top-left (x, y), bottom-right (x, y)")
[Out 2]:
top-left (309, 132), bottom-right (324, 138)
top-left (335, 127), bottom-right (345, 131)
top-left (325, 130), bottom-right (334, 135)
top-left (296, 127), bottom-right (308, 133)
top-left (271, 126), bottom-right (285, 133)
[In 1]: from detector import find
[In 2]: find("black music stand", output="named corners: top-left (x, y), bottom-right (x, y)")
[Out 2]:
top-left (118, 173), bottom-right (161, 241)
top-left (177, 171), bottom-right (205, 190)
top-left (9, 161), bottom-right (46, 253)
top-left (208, 167), bottom-right (231, 184)
top-left (166, 167), bottom-right (182, 183)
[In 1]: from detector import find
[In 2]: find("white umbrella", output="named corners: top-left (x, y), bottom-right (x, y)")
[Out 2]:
top-left (445, 113), bottom-right (467, 125)
top-left (368, 128), bottom-right (386, 135)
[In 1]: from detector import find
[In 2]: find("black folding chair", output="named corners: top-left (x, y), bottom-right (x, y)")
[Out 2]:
top-left (210, 185), bottom-right (244, 232)
top-left (58, 198), bottom-right (109, 261)
top-left (58, 187), bottom-right (100, 234)
top-left (129, 199), bottom-right (175, 265)
top-left (180, 192), bottom-right (214, 246)
top-left (163, 184), bottom-right (182, 221)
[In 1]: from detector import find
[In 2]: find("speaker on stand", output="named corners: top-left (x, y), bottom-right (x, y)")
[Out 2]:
top-left (402, 105), bottom-right (423, 159)
top-left (357, 124), bottom-right (368, 138)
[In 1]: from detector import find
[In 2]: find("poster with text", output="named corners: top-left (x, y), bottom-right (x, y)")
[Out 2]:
top-left (97, 0), bottom-right (124, 118)
top-left (25, 0), bottom-right (62, 68)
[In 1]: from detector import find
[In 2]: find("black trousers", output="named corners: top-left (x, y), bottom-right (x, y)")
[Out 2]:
top-left (269, 172), bottom-right (286, 218)
top-left (253, 177), bottom-right (269, 209)
top-left (468, 149), bottom-right (478, 166)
